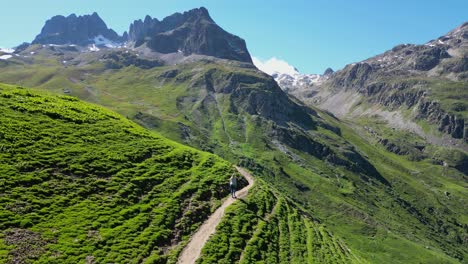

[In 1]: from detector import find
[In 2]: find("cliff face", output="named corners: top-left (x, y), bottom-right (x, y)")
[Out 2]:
top-left (32, 13), bottom-right (123, 45)
top-left (417, 100), bottom-right (466, 140)
top-left (353, 79), bottom-right (467, 142)
top-left (127, 7), bottom-right (252, 63)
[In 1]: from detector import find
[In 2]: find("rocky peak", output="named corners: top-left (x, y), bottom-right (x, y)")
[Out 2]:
top-left (128, 7), bottom-right (252, 63)
top-left (128, 15), bottom-right (159, 47)
top-left (323, 68), bottom-right (334, 76)
top-left (32, 13), bottom-right (123, 46)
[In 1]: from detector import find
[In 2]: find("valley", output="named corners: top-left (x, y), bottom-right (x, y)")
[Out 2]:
top-left (0, 6), bottom-right (466, 264)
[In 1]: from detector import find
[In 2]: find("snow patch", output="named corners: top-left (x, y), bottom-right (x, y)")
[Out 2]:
top-left (89, 44), bottom-right (100, 52)
top-left (92, 35), bottom-right (120, 48)
top-left (253, 56), bottom-right (325, 91)
top-left (252, 56), bottom-right (299, 76)
top-left (0, 47), bottom-right (14, 53)
top-left (0, 54), bottom-right (13, 60)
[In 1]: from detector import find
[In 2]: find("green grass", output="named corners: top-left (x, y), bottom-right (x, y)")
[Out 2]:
top-left (0, 53), bottom-right (467, 263)
top-left (427, 80), bottom-right (468, 117)
top-left (197, 180), bottom-right (360, 264)
top-left (0, 83), bottom-right (237, 263)
top-left (0, 83), bottom-right (365, 264)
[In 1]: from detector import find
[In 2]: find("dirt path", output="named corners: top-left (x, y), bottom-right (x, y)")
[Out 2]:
top-left (177, 166), bottom-right (255, 264)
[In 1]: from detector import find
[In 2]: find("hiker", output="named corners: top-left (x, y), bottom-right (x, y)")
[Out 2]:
top-left (229, 174), bottom-right (238, 198)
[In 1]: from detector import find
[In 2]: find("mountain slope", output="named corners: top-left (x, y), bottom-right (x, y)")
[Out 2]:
top-left (0, 52), bottom-right (465, 263)
top-left (128, 7), bottom-right (252, 63)
top-left (0, 83), bottom-right (237, 263)
top-left (32, 12), bottom-right (123, 46)
top-left (288, 22), bottom-right (468, 147)
top-left (0, 9), bottom-right (467, 263)
top-left (0, 83), bottom-right (359, 264)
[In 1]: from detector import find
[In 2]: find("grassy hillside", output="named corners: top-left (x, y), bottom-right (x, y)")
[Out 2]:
top-left (0, 83), bottom-right (238, 263)
top-left (0, 51), bottom-right (467, 263)
top-left (197, 181), bottom-right (360, 264)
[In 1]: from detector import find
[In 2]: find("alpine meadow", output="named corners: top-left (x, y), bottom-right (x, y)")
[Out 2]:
top-left (0, 4), bottom-right (466, 264)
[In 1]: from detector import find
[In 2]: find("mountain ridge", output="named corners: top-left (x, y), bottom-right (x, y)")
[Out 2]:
top-left (275, 22), bottom-right (468, 147)
top-left (32, 12), bottom-right (123, 46)
top-left (28, 7), bottom-right (252, 64)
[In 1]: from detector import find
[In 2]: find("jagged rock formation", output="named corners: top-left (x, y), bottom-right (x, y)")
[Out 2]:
top-left (32, 12), bottom-right (123, 45)
top-left (127, 7), bottom-right (252, 63)
top-left (29, 8), bottom-right (252, 63)
top-left (323, 67), bottom-right (334, 76)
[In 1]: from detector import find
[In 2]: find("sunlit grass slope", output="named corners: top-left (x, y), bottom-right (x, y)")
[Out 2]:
top-left (0, 83), bottom-right (236, 263)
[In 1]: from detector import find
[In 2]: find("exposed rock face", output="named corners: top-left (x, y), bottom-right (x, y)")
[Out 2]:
top-left (32, 13), bottom-right (122, 45)
top-left (417, 100), bottom-right (467, 141)
top-left (101, 51), bottom-right (162, 69)
top-left (339, 77), bottom-right (467, 142)
top-left (286, 22), bottom-right (468, 144)
top-left (170, 64), bottom-right (387, 182)
top-left (331, 62), bottom-right (373, 89)
top-left (128, 7), bottom-right (252, 63)
top-left (128, 15), bottom-right (159, 47)
top-left (323, 67), bottom-right (334, 76)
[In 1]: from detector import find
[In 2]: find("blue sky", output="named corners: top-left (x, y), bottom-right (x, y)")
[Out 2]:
top-left (0, 0), bottom-right (466, 73)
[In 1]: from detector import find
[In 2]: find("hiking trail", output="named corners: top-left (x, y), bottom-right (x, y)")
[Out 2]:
top-left (177, 166), bottom-right (255, 264)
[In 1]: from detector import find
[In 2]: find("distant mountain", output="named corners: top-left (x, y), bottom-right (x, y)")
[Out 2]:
top-left (32, 12), bottom-right (123, 46)
top-left (253, 57), bottom-right (333, 93)
top-left (128, 7), bottom-right (252, 63)
top-left (286, 22), bottom-right (468, 146)
top-left (29, 8), bottom-right (252, 63)
top-left (272, 68), bottom-right (334, 93)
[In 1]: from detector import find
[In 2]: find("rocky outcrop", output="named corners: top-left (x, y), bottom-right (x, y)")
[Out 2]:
top-left (311, 22), bottom-right (468, 143)
top-left (331, 62), bottom-right (373, 89)
top-left (361, 80), bottom-right (467, 142)
top-left (418, 100), bottom-right (467, 141)
top-left (128, 7), bottom-right (252, 63)
top-left (442, 57), bottom-right (468, 74)
top-left (364, 81), bottom-right (467, 142)
top-left (362, 81), bottom-right (427, 108)
top-left (32, 13), bottom-right (122, 45)
top-left (189, 68), bottom-right (317, 128)
top-left (411, 46), bottom-right (450, 71)
top-left (101, 51), bottom-right (162, 69)
top-left (323, 67), bottom-right (334, 76)
top-left (128, 15), bottom-right (160, 47)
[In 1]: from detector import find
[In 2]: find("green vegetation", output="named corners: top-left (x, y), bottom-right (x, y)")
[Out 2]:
top-left (0, 84), bottom-right (236, 263)
top-left (427, 80), bottom-right (468, 117)
top-left (0, 83), bottom-right (362, 264)
top-left (0, 51), bottom-right (467, 263)
top-left (197, 181), bottom-right (359, 264)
